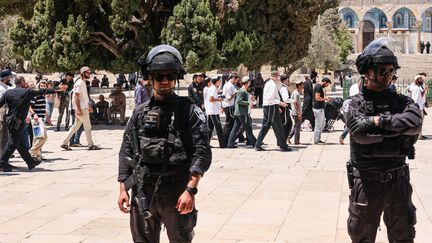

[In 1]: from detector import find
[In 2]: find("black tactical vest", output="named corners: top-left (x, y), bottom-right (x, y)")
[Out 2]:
top-left (136, 97), bottom-right (193, 167)
top-left (351, 90), bottom-right (416, 164)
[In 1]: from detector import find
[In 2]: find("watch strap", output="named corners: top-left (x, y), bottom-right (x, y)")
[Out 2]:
top-left (185, 186), bottom-right (197, 195)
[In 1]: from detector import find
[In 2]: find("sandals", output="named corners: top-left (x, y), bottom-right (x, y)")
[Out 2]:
top-left (88, 145), bottom-right (101, 150)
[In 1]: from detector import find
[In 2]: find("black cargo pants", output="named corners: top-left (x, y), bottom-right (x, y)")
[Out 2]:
top-left (348, 166), bottom-right (416, 243)
top-left (130, 178), bottom-right (197, 243)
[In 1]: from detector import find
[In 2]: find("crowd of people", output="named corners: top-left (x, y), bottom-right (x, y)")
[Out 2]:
top-left (0, 41), bottom-right (429, 242)
top-left (0, 67), bottom-right (157, 172)
top-left (187, 70), bottom-right (339, 152)
top-left (188, 68), bottom-right (430, 152)
top-left (0, 62), bottom-right (428, 171)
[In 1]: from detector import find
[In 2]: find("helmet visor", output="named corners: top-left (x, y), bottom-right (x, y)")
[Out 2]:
top-left (363, 37), bottom-right (402, 57)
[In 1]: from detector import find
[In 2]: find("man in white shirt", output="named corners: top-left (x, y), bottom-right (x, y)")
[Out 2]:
top-left (288, 80), bottom-right (304, 145)
top-left (349, 79), bottom-right (360, 97)
top-left (411, 74), bottom-right (428, 139)
top-left (339, 79), bottom-right (361, 145)
top-left (279, 75), bottom-right (293, 146)
top-left (61, 66), bottom-right (100, 150)
top-left (254, 71), bottom-right (291, 151)
top-left (0, 69), bottom-right (12, 155)
top-left (206, 76), bottom-right (226, 148)
top-left (221, 73), bottom-right (239, 145)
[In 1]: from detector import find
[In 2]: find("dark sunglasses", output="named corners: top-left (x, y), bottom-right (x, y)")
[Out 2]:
top-left (152, 73), bottom-right (176, 82)
top-left (378, 67), bottom-right (396, 77)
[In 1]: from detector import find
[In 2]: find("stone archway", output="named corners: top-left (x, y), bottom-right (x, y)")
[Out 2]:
top-left (363, 20), bottom-right (375, 48)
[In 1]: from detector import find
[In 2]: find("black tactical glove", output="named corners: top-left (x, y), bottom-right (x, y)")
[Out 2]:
top-left (347, 115), bottom-right (374, 135)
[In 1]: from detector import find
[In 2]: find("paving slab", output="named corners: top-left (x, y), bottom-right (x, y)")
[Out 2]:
top-left (0, 102), bottom-right (431, 243)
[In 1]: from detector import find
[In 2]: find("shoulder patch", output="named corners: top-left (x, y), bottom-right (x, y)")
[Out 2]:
top-left (194, 106), bottom-right (206, 123)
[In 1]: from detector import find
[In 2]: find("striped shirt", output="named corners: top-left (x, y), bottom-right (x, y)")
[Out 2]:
top-left (31, 95), bottom-right (46, 118)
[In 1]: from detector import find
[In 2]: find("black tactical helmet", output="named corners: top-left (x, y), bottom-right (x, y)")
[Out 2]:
top-left (355, 38), bottom-right (400, 75)
top-left (139, 44), bottom-right (186, 79)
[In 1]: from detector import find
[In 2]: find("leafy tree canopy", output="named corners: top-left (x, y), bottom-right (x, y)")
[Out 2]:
top-left (0, 0), bottom-right (34, 19)
top-left (0, 16), bottom-right (19, 70)
top-left (304, 8), bottom-right (353, 72)
top-left (4, 0), bottom-right (337, 73)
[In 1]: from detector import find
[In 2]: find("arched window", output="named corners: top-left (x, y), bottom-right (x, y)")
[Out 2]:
top-left (395, 13), bottom-right (403, 27)
top-left (380, 15), bottom-right (387, 28)
top-left (344, 12), bottom-right (354, 28)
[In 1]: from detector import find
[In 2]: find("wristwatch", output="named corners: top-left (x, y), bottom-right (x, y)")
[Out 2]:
top-left (185, 186), bottom-right (198, 195)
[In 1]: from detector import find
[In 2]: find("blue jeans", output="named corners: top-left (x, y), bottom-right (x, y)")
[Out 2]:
top-left (22, 124), bottom-right (31, 150)
top-left (70, 125), bottom-right (83, 145)
top-left (69, 109), bottom-right (83, 145)
top-left (46, 102), bottom-right (54, 119)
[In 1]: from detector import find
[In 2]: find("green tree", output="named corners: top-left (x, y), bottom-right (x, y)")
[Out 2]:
top-left (8, 0), bottom-right (182, 72)
top-left (304, 22), bottom-right (342, 71)
top-left (336, 22), bottom-right (353, 62)
top-left (304, 8), bottom-right (352, 72)
top-left (216, 0), bottom-right (338, 70)
top-left (161, 0), bottom-right (220, 73)
top-left (0, 16), bottom-right (23, 70)
top-left (0, 0), bottom-right (34, 19)
top-left (4, 0), bottom-right (336, 73)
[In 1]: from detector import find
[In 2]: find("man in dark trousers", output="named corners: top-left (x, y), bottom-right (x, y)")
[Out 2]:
top-left (253, 73), bottom-right (264, 107)
top-left (206, 76), bottom-right (226, 148)
top-left (0, 69), bottom-right (12, 156)
top-left (188, 73), bottom-right (204, 110)
top-left (227, 76), bottom-right (256, 148)
top-left (279, 75), bottom-right (293, 146)
top-left (345, 38), bottom-right (422, 243)
top-left (420, 41), bottom-right (425, 54)
top-left (55, 72), bottom-right (74, 131)
top-left (0, 76), bottom-right (66, 172)
top-left (426, 41), bottom-right (431, 54)
top-left (221, 73), bottom-right (239, 145)
top-left (302, 73), bottom-right (315, 130)
top-left (118, 44), bottom-right (211, 243)
top-left (254, 71), bottom-right (291, 152)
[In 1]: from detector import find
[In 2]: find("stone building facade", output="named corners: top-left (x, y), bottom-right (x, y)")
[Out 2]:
top-left (340, 0), bottom-right (432, 53)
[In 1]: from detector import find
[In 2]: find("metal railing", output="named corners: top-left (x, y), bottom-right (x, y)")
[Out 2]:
top-left (342, 78), bottom-right (432, 101)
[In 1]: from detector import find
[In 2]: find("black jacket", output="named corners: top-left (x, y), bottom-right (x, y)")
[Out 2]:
top-left (345, 88), bottom-right (422, 171)
top-left (0, 87), bottom-right (58, 121)
top-left (302, 79), bottom-right (314, 118)
top-left (187, 82), bottom-right (203, 108)
top-left (118, 94), bottom-right (212, 182)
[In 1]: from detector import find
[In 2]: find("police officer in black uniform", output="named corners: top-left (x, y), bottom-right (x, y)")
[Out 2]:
top-left (0, 76), bottom-right (67, 172)
top-left (187, 73), bottom-right (204, 110)
top-left (117, 44), bottom-right (212, 243)
top-left (345, 38), bottom-right (423, 243)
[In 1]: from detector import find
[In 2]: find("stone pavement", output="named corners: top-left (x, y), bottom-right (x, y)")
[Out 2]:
top-left (0, 105), bottom-right (431, 243)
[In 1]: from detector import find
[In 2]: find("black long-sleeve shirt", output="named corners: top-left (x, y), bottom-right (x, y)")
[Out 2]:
top-left (118, 95), bottom-right (212, 182)
top-left (345, 88), bottom-right (423, 171)
top-left (188, 82), bottom-right (203, 108)
top-left (0, 87), bottom-right (58, 121)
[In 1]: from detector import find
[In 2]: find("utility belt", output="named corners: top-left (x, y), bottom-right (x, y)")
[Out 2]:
top-left (353, 165), bottom-right (409, 183)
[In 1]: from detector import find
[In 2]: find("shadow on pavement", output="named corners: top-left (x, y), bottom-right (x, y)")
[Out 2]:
top-left (46, 124), bottom-right (127, 131)
top-left (0, 172), bottom-right (20, 176)
top-left (43, 157), bottom-right (69, 163)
